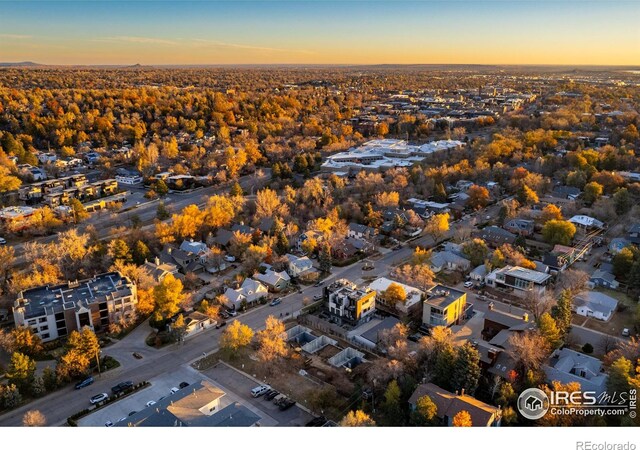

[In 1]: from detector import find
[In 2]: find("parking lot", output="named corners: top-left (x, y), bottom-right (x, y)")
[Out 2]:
top-left (202, 363), bottom-right (315, 427)
top-left (77, 365), bottom-right (203, 426)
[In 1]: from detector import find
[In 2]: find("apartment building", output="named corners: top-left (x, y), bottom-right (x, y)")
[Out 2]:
top-left (422, 285), bottom-right (467, 328)
top-left (13, 272), bottom-right (137, 342)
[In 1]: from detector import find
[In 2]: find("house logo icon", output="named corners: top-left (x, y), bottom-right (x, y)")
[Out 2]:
top-left (517, 388), bottom-right (550, 420)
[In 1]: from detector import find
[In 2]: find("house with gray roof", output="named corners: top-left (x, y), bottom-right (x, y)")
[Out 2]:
top-left (588, 263), bottom-right (619, 290)
top-left (430, 251), bottom-right (471, 273)
top-left (627, 223), bottom-right (640, 245)
top-left (472, 226), bottom-right (516, 247)
top-left (609, 237), bottom-right (630, 255)
top-left (253, 267), bottom-right (291, 292)
top-left (574, 291), bottom-right (618, 321)
top-left (222, 279), bottom-right (268, 310)
top-left (504, 218), bottom-right (535, 236)
top-left (543, 348), bottom-right (608, 395)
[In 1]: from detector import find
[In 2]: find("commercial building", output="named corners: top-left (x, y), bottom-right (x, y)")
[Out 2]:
top-left (13, 272), bottom-right (137, 342)
top-left (321, 139), bottom-right (464, 172)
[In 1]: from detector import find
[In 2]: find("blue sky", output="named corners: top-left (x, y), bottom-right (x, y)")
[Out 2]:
top-left (0, 1), bottom-right (638, 65)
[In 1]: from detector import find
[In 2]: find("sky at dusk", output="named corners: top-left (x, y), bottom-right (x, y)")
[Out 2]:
top-left (0, 1), bottom-right (638, 66)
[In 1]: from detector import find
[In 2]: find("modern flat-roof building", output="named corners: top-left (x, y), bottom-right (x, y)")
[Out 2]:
top-left (422, 285), bottom-right (467, 328)
top-left (325, 279), bottom-right (376, 326)
top-left (321, 139), bottom-right (464, 172)
top-left (485, 265), bottom-right (551, 298)
top-left (13, 272), bottom-right (137, 342)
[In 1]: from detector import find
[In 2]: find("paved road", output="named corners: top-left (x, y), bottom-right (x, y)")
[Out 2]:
top-left (8, 170), bottom-right (270, 266)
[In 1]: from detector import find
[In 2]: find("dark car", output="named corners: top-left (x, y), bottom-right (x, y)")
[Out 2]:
top-left (262, 389), bottom-right (274, 398)
top-left (179, 382), bottom-right (190, 389)
top-left (111, 381), bottom-right (134, 395)
top-left (132, 352), bottom-right (143, 359)
top-left (279, 398), bottom-right (296, 411)
top-left (75, 376), bottom-right (94, 390)
top-left (306, 416), bottom-right (327, 427)
top-left (265, 390), bottom-right (280, 400)
top-left (216, 321), bottom-right (227, 329)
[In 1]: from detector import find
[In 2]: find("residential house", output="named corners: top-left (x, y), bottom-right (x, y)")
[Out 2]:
top-left (482, 306), bottom-right (531, 341)
top-left (469, 265), bottom-right (488, 282)
top-left (143, 257), bottom-right (180, 282)
top-left (297, 230), bottom-right (324, 253)
top-left (368, 277), bottom-right (425, 315)
top-left (285, 254), bottom-right (315, 278)
top-left (430, 251), bottom-right (471, 273)
top-left (181, 311), bottom-right (217, 338)
top-left (159, 246), bottom-right (204, 274)
top-left (543, 348), bottom-right (608, 395)
top-left (422, 285), bottom-right (467, 328)
top-left (348, 223), bottom-right (377, 241)
top-left (588, 263), bottom-right (619, 290)
top-left (550, 185), bottom-right (581, 201)
top-left (179, 240), bottom-right (210, 263)
top-left (569, 215), bottom-right (605, 231)
top-left (574, 291), bottom-right (618, 321)
top-left (408, 383), bottom-right (501, 427)
top-left (609, 237), bottom-right (631, 255)
top-left (504, 218), bottom-right (535, 237)
top-left (485, 265), bottom-right (552, 298)
top-left (627, 224), bottom-right (640, 245)
top-left (253, 267), bottom-right (291, 292)
top-left (472, 226), bottom-right (516, 247)
top-left (222, 279), bottom-right (268, 310)
top-left (326, 279), bottom-right (376, 326)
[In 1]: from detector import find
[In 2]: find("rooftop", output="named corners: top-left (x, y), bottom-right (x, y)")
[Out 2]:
top-left (16, 272), bottom-right (134, 319)
top-left (424, 284), bottom-right (465, 309)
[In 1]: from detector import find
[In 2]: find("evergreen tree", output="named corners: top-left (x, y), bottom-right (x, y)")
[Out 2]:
top-left (451, 343), bottom-right (481, 394)
top-left (434, 346), bottom-right (456, 390)
top-left (538, 313), bottom-right (562, 348)
top-left (318, 243), bottom-right (332, 273)
top-left (552, 290), bottom-right (573, 334)
top-left (381, 380), bottom-right (404, 425)
top-left (230, 181), bottom-right (244, 197)
top-left (276, 231), bottom-right (290, 255)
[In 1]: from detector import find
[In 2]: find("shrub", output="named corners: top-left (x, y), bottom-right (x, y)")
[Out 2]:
top-left (582, 343), bottom-right (594, 354)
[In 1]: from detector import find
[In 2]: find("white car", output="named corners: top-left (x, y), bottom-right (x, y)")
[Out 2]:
top-left (251, 385), bottom-right (271, 397)
top-left (224, 255), bottom-right (236, 262)
top-left (463, 281), bottom-right (474, 289)
top-left (90, 393), bottom-right (109, 404)
top-left (146, 401), bottom-right (157, 407)
top-left (104, 421), bottom-right (113, 427)
top-left (0, 237), bottom-right (6, 245)
top-left (170, 387), bottom-right (180, 394)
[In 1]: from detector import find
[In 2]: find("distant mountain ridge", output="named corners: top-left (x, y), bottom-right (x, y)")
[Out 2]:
top-left (0, 61), bottom-right (43, 67)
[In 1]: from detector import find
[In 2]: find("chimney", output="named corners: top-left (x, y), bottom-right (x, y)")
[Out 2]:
top-left (522, 313), bottom-right (529, 322)
top-left (155, 257), bottom-right (160, 266)
top-left (460, 388), bottom-right (465, 396)
top-left (488, 302), bottom-right (494, 311)
top-left (168, 248), bottom-right (172, 254)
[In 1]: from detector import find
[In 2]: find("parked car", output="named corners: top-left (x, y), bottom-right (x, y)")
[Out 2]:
top-left (306, 416), bottom-right (327, 427)
top-left (270, 299), bottom-right (282, 307)
top-left (226, 309), bottom-right (238, 317)
top-left (463, 281), bottom-right (474, 289)
top-left (132, 352), bottom-right (143, 359)
top-left (90, 393), bottom-right (109, 404)
top-left (128, 411), bottom-right (138, 416)
top-left (0, 237), bottom-right (6, 245)
top-left (145, 401), bottom-right (157, 407)
top-left (279, 398), bottom-right (296, 411)
top-left (75, 376), bottom-right (94, 389)
top-left (622, 328), bottom-right (630, 337)
top-left (117, 417), bottom-right (127, 422)
top-left (477, 294), bottom-right (487, 301)
top-left (170, 387), bottom-right (180, 394)
top-left (313, 294), bottom-right (323, 300)
top-left (263, 388), bottom-right (274, 398)
top-left (224, 255), bottom-right (236, 262)
top-left (111, 381), bottom-right (134, 395)
top-left (265, 390), bottom-right (280, 400)
top-left (104, 421), bottom-right (113, 427)
top-left (179, 381), bottom-right (190, 389)
top-left (272, 394), bottom-right (287, 405)
top-left (314, 280), bottom-right (325, 287)
top-left (216, 321), bottom-right (227, 329)
top-left (251, 385), bottom-right (271, 398)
